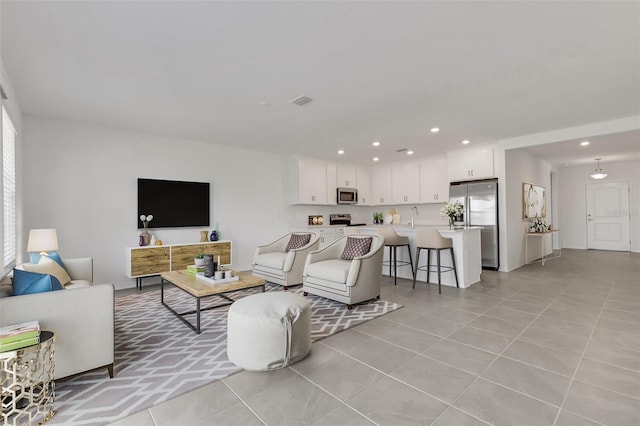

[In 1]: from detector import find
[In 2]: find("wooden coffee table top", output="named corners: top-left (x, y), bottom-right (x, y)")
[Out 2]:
top-left (160, 270), bottom-right (266, 298)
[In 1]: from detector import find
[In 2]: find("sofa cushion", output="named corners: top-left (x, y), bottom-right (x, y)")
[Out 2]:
top-left (305, 259), bottom-right (352, 283)
top-left (29, 251), bottom-right (66, 269)
top-left (65, 280), bottom-right (93, 290)
top-left (22, 255), bottom-right (72, 287)
top-left (285, 234), bottom-right (311, 252)
top-left (254, 252), bottom-right (288, 270)
top-left (341, 237), bottom-right (373, 260)
top-left (12, 269), bottom-right (64, 295)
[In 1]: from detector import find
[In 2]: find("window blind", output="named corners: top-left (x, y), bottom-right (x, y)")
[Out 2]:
top-left (2, 106), bottom-right (16, 270)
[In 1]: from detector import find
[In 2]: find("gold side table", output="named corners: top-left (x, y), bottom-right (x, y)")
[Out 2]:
top-left (1, 331), bottom-right (55, 425)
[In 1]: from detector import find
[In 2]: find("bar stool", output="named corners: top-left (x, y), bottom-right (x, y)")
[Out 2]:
top-left (413, 227), bottom-right (459, 294)
top-left (376, 226), bottom-right (413, 286)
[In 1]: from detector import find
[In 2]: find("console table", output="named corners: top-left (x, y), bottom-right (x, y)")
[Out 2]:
top-left (0, 331), bottom-right (56, 425)
top-left (525, 230), bottom-right (561, 266)
top-left (126, 241), bottom-right (232, 289)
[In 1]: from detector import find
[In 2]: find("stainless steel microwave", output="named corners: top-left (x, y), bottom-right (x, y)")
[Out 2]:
top-left (337, 187), bottom-right (358, 204)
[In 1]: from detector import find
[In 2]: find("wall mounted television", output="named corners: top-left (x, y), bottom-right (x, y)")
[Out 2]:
top-left (137, 178), bottom-right (210, 229)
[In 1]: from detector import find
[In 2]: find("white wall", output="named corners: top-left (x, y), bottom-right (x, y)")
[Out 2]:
top-left (504, 149), bottom-right (552, 270)
top-left (22, 116), bottom-right (294, 289)
top-left (558, 160), bottom-right (640, 252)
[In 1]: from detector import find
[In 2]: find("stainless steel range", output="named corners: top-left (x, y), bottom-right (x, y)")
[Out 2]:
top-left (329, 214), bottom-right (351, 226)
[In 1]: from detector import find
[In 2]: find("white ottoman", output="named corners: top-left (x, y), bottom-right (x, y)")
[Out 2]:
top-left (227, 291), bottom-right (311, 371)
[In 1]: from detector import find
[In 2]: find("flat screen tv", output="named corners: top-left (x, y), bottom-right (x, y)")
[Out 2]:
top-left (138, 178), bottom-right (210, 228)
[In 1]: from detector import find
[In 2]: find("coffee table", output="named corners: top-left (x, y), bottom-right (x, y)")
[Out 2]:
top-left (160, 270), bottom-right (266, 334)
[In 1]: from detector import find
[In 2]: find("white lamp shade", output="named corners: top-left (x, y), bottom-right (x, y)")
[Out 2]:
top-left (27, 229), bottom-right (59, 252)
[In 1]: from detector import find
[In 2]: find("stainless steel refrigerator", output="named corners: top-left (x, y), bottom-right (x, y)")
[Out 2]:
top-left (450, 180), bottom-right (499, 270)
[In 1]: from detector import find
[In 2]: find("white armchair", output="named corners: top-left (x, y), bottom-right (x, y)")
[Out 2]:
top-left (302, 235), bottom-right (385, 309)
top-left (252, 232), bottom-right (320, 289)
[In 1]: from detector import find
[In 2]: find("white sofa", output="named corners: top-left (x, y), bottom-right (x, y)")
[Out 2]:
top-left (302, 235), bottom-right (385, 309)
top-left (0, 258), bottom-right (115, 380)
top-left (252, 232), bottom-right (320, 289)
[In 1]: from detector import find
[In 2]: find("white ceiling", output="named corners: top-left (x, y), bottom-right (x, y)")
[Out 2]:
top-left (2, 1), bottom-right (639, 166)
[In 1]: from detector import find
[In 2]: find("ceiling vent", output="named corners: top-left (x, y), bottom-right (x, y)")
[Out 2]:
top-left (290, 95), bottom-right (313, 106)
top-left (0, 86), bottom-right (7, 100)
top-left (396, 148), bottom-right (408, 153)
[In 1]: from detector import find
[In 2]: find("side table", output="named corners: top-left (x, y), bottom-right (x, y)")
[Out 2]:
top-left (525, 230), bottom-right (561, 266)
top-left (1, 331), bottom-right (55, 425)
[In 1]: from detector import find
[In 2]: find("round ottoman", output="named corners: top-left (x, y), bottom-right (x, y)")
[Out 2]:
top-left (227, 292), bottom-right (311, 371)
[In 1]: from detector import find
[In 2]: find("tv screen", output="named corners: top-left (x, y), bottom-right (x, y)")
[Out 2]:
top-left (138, 178), bottom-right (210, 228)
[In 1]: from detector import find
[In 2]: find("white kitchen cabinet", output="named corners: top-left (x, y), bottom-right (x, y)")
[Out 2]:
top-left (326, 162), bottom-right (337, 205)
top-left (336, 164), bottom-right (357, 189)
top-left (391, 162), bottom-right (420, 204)
top-left (419, 156), bottom-right (449, 203)
top-left (371, 164), bottom-right (392, 205)
top-left (448, 147), bottom-right (495, 182)
top-left (356, 166), bottom-right (371, 205)
top-left (290, 157), bottom-right (328, 204)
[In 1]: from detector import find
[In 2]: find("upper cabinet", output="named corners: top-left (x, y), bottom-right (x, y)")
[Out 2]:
top-left (391, 163), bottom-right (420, 204)
top-left (356, 166), bottom-right (371, 205)
top-left (371, 164), bottom-right (392, 205)
top-left (448, 146), bottom-right (495, 182)
top-left (336, 164), bottom-right (357, 189)
top-left (290, 157), bottom-right (331, 205)
top-left (419, 156), bottom-right (449, 203)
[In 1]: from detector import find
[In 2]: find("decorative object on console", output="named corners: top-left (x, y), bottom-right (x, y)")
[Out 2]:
top-left (210, 223), bottom-right (219, 241)
top-left (200, 231), bottom-right (208, 242)
top-left (139, 214), bottom-right (153, 246)
top-left (529, 217), bottom-right (551, 233)
top-left (590, 158), bottom-right (608, 180)
top-left (440, 201), bottom-right (463, 229)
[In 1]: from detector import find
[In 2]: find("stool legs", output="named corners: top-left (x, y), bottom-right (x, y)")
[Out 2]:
top-left (449, 247), bottom-right (459, 288)
top-left (386, 244), bottom-right (413, 286)
top-left (413, 246), bottom-right (456, 294)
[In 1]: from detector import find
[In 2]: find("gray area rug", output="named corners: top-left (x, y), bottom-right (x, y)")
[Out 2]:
top-left (50, 283), bottom-right (401, 425)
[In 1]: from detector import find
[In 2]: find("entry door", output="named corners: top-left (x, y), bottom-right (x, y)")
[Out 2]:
top-left (586, 182), bottom-right (630, 251)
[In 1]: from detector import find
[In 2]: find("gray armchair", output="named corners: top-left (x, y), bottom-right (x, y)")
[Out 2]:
top-left (302, 235), bottom-right (385, 309)
top-left (252, 232), bottom-right (320, 289)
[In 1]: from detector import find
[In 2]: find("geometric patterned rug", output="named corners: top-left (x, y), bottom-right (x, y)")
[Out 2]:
top-left (49, 283), bottom-right (402, 425)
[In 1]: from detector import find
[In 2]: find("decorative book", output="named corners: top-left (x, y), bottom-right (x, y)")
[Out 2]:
top-left (0, 336), bottom-right (40, 352)
top-left (186, 265), bottom-right (205, 275)
top-left (0, 320), bottom-right (40, 344)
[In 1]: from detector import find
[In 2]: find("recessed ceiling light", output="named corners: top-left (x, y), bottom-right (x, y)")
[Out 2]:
top-left (580, 141), bottom-right (590, 146)
top-left (259, 101), bottom-right (271, 108)
top-left (338, 150), bottom-right (344, 155)
top-left (462, 140), bottom-right (470, 145)
top-left (407, 150), bottom-right (414, 155)
top-left (430, 127), bottom-right (440, 133)
top-left (372, 141), bottom-right (380, 147)
top-left (373, 157), bottom-right (379, 162)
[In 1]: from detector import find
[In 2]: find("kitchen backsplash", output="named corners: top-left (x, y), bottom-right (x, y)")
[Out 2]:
top-left (289, 204), bottom-right (448, 227)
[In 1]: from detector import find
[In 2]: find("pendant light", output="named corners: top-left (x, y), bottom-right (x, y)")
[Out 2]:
top-left (590, 158), bottom-right (608, 180)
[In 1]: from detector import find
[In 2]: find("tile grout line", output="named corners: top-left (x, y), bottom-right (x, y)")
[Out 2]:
top-left (551, 273), bottom-right (613, 426)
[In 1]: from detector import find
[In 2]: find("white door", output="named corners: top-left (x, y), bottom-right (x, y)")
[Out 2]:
top-left (586, 182), bottom-right (630, 251)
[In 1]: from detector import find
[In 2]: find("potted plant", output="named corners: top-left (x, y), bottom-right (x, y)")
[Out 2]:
top-left (194, 253), bottom-right (205, 267)
top-left (373, 212), bottom-right (384, 224)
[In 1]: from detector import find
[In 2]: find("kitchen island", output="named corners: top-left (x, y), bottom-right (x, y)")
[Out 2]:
top-left (357, 226), bottom-right (482, 288)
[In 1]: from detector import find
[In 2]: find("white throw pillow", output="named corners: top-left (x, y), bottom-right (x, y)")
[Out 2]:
top-left (23, 255), bottom-right (72, 287)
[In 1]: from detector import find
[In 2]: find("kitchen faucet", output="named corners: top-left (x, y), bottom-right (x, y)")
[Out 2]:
top-left (410, 206), bottom-right (419, 228)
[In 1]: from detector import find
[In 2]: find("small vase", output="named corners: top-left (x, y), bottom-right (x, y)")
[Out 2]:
top-left (448, 217), bottom-right (455, 230)
top-left (210, 229), bottom-right (218, 241)
top-left (139, 229), bottom-right (151, 246)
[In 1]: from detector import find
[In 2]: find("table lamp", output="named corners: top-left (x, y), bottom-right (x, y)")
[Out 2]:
top-left (27, 229), bottom-right (59, 262)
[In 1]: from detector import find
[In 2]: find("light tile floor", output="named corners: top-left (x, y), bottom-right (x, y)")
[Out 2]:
top-left (110, 249), bottom-right (640, 426)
